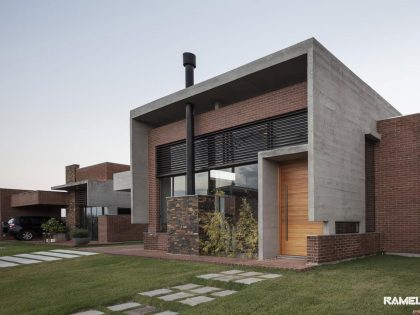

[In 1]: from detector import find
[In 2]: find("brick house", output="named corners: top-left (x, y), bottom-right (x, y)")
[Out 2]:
top-left (129, 38), bottom-right (419, 263)
top-left (52, 162), bottom-right (146, 242)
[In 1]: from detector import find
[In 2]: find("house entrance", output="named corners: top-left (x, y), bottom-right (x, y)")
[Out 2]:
top-left (279, 158), bottom-right (323, 256)
top-left (81, 207), bottom-right (104, 241)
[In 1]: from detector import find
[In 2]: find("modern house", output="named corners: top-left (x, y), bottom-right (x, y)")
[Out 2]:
top-left (52, 162), bottom-right (145, 242)
top-left (129, 38), bottom-right (419, 263)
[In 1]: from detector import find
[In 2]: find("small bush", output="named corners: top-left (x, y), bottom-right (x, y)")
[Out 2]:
top-left (200, 211), bottom-right (232, 256)
top-left (41, 218), bottom-right (66, 234)
top-left (71, 228), bottom-right (89, 238)
top-left (234, 198), bottom-right (258, 258)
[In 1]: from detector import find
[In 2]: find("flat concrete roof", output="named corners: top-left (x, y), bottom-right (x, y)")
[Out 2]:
top-left (131, 38), bottom-right (314, 126)
top-left (51, 180), bottom-right (88, 191)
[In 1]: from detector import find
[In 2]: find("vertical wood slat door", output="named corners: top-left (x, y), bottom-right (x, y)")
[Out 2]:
top-left (279, 158), bottom-right (323, 256)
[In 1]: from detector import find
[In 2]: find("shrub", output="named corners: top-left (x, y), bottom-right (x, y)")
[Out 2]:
top-left (200, 211), bottom-right (232, 256)
top-left (234, 198), bottom-right (258, 258)
top-left (41, 218), bottom-right (66, 234)
top-left (71, 228), bottom-right (89, 238)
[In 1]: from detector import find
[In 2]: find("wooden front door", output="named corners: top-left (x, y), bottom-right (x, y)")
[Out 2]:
top-left (279, 158), bottom-right (323, 256)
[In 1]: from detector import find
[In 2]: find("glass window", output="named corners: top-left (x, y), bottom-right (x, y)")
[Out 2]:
top-left (173, 175), bottom-right (186, 196)
top-left (195, 171), bottom-right (208, 195)
top-left (234, 164), bottom-right (258, 190)
top-left (160, 177), bottom-right (172, 231)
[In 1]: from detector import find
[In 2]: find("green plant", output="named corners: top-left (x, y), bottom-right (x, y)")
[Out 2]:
top-left (200, 211), bottom-right (232, 255)
top-left (71, 228), bottom-right (89, 238)
top-left (41, 218), bottom-right (66, 234)
top-left (234, 198), bottom-right (258, 258)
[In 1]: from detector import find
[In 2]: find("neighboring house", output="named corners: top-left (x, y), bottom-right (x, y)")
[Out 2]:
top-left (129, 38), bottom-right (419, 263)
top-left (52, 162), bottom-right (145, 242)
top-left (0, 188), bottom-right (67, 239)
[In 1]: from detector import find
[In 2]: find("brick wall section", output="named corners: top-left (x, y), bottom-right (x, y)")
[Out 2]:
top-left (375, 114), bottom-right (420, 254)
top-left (98, 215), bottom-right (146, 243)
top-left (307, 233), bottom-right (381, 264)
top-left (146, 82), bottom-right (307, 246)
top-left (143, 232), bottom-right (169, 251)
top-left (167, 195), bottom-right (215, 255)
top-left (76, 162), bottom-right (130, 182)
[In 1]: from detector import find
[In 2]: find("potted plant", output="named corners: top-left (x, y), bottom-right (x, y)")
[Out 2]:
top-left (71, 228), bottom-right (90, 245)
top-left (41, 218), bottom-right (67, 243)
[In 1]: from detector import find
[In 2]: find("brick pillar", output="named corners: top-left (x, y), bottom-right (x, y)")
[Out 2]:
top-left (167, 195), bottom-right (215, 255)
top-left (66, 164), bottom-right (79, 183)
top-left (66, 191), bottom-right (81, 230)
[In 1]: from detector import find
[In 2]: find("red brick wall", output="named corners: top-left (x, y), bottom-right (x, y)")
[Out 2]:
top-left (98, 215), bottom-right (146, 243)
top-left (143, 232), bottom-right (168, 251)
top-left (146, 81), bottom-right (307, 241)
top-left (375, 114), bottom-right (420, 254)
top-left (76, 163), bottom-right (130, 182)
top-left (307, 233), bottom-right (381, 263)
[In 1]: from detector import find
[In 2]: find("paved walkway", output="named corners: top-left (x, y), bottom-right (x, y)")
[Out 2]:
top-left (81, 245), bottom-right (311, 271)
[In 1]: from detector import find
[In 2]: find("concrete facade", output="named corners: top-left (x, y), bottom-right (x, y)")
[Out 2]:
top-left (309, 41), bottom-right (400, 234)
top-left (113, 171), bottom-right (131, 192)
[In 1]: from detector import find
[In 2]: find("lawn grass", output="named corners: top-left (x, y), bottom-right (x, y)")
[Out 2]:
top-left (0, 240), bottom-right (64, 256)
top-left (0, 242), bottom-right (419, 315)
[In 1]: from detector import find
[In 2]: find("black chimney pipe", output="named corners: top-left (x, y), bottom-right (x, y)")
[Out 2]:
top-left (183, 52), bottom-right (196, 195)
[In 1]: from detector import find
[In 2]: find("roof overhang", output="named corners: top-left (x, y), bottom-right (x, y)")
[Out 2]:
top-left (51, 180), bottom-right (88, 191)
top-left (10, 190), bottom-right (69, 208)
top-left (131, 38), bottom-right (315, 127)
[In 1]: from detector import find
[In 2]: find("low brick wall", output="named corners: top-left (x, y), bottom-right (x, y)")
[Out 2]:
top-left (167, 195), bottom-right (215, 255)
top-left (98, 215), bottom-right (146, 243)
top-left (143, 232), bottom-right (168, 251)
top-left (307, 233), bottom-right (381, 263)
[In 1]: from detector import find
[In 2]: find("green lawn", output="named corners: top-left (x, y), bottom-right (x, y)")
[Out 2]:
top-left (0, 241), bottom-right (419, 315)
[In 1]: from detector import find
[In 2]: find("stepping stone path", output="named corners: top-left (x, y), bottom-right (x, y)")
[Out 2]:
top-left (0, 249), bottom-right (98, 268)
top-left (197, 269), bottom-right (282, 284)
top-left (124, 305), bottom-right (156, 315)
top-left (135, 269), bottom-right (282, 312)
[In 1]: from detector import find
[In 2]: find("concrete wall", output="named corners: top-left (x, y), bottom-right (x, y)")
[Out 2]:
top-left (113, 171), bottom-right (131, 192)
top-left (87, 180), bottom-right (130, 215)
top-left (130, 119), bottom-right (150, 224)
top-left (308, 41), bottom-right (401, 234)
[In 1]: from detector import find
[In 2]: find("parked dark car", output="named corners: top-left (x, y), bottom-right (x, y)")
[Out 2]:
top-left (7, 216), bottom-right (54, 241)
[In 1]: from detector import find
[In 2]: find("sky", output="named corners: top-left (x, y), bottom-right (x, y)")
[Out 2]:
top-left (0, 0), bottom-right (419, 190)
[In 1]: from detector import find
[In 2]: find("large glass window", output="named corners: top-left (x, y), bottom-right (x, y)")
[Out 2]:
top-left (159, 163), bottom-right (258, 232)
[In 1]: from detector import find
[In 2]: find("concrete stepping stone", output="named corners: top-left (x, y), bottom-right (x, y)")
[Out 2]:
top-left (107, 302), bottom-right (140, 312)
top-left (210, 290), bottom-right (237, 297)
top-left (15, 253), bottom-right (62, 261)
top-left (196, 273), bottom-right (222, 279)
top-left (50, 249), bottom-right (98, 256)
top-left (189, 286), bottom-right (221, 294)
top-left (259, 273), bottom-right (282, 279)
top-left (172, 283), bottom-right (202, 290)
top-left (154, 312), bottom-right (178, 315)
top-left (139, 288), bottom-right (173, 297)
top-left (234, 277), bottom-right (265, 285)
top-left (179, 296), bottom-right (214, 306)
top-left (0, 256), bottom-right (42, 265)
top-left (70, 310), bottom-right (104, 315)
top-left (220, 270), bottom-right (244, 275)
top-left (107, 302), bottom-right (141, 311)
top-left (238, 271), bottom-right (264, 277)
top-left (124, 305), bottom-right (156, 315)
top-left (0, 260), bottom-right (18, 268)
top-left (212, 275), bottom-right (243, 282)
top-left (158, 292), bottom-right (195, 301)
top-left (33, 251), bottom-right (80, 258)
